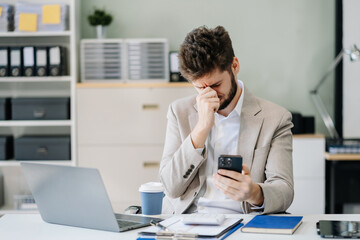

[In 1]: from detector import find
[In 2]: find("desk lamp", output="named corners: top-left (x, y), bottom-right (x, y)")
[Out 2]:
top-left (310, 44), bottom-right (360, 139)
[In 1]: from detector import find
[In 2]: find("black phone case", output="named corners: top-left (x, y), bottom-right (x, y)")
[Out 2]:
top-left (218, 155), bottom-right (243, 173)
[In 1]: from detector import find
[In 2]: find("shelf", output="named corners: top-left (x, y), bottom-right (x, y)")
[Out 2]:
top-left (0, 120), bottom-right (72, 127)
top-left (0, 31), bottom-right (71, 37)
top-left (0, 160), bottom-right (73, 167)
top-left (0, 76), bottom-right (72, 83)
top-left (77, 82), bottom-right (193, 88)
top-left (293, 134), bottom-right (325, 139)
top-left (325, 152), bottom-right (360, 161)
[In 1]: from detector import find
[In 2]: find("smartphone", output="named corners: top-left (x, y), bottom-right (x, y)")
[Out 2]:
top-left (218, 155), bottom-right (243, 173)
top-left (317, 220), bottom-right (360, 238)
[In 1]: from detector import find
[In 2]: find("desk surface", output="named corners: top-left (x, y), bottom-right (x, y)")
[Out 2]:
top-left (1, 213), bottom-right (360, 240)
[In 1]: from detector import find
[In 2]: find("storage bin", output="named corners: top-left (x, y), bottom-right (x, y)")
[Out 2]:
top-left (14, 136), bottom-right (70, 160)
top-left (0, 98), bottom-right (11, 120)
top-left (0, 135), bottom-right (13, 160)
top-left (11, 98), bottom-right (70, 120)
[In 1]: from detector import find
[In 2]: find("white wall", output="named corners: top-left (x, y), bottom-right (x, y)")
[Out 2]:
top-left (80, 0), bottom-right (336, 135)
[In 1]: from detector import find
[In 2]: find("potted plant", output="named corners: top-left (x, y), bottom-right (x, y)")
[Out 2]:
top-left (88, 8), bottom-right (113, 39)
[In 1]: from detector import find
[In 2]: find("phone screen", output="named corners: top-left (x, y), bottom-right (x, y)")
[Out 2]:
top-left (318, 220), bottom-right (360, 238)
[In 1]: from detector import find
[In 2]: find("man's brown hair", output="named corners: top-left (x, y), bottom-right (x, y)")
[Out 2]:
top-left (178, 26), bottom-right (235, 81)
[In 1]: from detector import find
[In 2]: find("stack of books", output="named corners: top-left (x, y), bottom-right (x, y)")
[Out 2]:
top-left (327, 139), bottom-right (360, 154)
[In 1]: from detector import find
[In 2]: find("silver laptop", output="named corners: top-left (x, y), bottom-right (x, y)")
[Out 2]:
top-left (21, 162), bottom-right (161, 232)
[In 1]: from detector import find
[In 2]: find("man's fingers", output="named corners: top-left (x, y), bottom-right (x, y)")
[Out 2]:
top-left (242, 164), bottom-right (250, 175)
top-left (217, 169), bottom-right (244, 181)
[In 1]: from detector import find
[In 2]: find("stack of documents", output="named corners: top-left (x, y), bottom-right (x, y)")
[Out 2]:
top-left (138, 216), bottom-right (243, 239)
top-left (0, 3), bottom-right (14, 32)
top-left (15, 2), bottom-right (68, 32)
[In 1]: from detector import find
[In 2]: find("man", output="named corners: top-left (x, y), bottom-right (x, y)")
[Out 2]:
top-left (160, 26), bottom-right (294, 214)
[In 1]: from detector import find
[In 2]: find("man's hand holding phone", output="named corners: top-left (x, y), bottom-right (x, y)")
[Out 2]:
top-left (190, 87), bottom-right (219, 149)
top-left (214, 155), bottom-right (264, 206)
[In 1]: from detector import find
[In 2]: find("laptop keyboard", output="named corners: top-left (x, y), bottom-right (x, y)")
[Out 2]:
top-left (117, 220), bottom-right (139, 228)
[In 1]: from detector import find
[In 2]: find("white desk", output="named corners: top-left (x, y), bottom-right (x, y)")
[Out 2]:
top-left (0, 214), bottom-right (360, 240)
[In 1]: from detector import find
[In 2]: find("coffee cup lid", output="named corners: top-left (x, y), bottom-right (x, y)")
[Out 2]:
top-left (139, 182), bottom-right (164, 193)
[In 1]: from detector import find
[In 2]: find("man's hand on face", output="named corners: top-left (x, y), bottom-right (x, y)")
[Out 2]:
top-left (196, 87), bottom-right (220, 131)
top-left (212, 164), bottom-right (264, 206)
top-left (190, 87), bottom-right (220, 149)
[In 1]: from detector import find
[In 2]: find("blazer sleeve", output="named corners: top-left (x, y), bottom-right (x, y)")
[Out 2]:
top-left (242, 110), bottom-right (294, 214)
top-left (159, 104), bottom-right (207, 199)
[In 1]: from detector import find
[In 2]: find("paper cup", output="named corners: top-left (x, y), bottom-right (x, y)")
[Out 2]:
top-left (139, 182), bottom-right (164, 215)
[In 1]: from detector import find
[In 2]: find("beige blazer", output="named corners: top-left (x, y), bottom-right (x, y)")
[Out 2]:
top-left (159, 87), bottom-right (294, 214)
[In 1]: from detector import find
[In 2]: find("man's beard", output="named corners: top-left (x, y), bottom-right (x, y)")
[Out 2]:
top-left (218, 73), bottom-right (237, 111)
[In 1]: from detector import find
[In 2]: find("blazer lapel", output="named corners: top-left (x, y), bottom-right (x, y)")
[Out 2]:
top-left (238, 87), bottom-right (264, 171)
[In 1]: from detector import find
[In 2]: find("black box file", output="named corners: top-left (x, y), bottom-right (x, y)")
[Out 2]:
top-left (0, 98), bottom-right (11, 120)
top-left (0, 135), bottom-right (13, 160)
top-left (11, 98), bottom-right (70, 120)
top-left (14, 136), bottom-right (70, 160)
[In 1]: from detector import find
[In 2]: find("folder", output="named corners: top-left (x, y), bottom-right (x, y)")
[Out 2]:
top-left (49, 46), bottom-right (65, 76)
top-left (9, 47), bottom-right (23, 77)
top-left (23, 46), bottom-right (35, 77)
top-left (35, 47), bottom-right (48, 76)
top-left (0, 47), bottom-right (9, 77)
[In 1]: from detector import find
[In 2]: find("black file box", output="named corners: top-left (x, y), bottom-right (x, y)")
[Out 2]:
top-left (0, 98), bottom-right (11, 120)
top-left (11, 98), bottom-right (70, 120)
top-left (0, 135), bottom-right (14, 160)
top-left (14, 136), bottom-right (71, 160)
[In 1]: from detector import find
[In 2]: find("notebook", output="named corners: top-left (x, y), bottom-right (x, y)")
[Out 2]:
top-left (241, 215), bottom-right (303, 234)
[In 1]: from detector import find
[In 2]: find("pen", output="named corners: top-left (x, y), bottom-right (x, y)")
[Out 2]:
top-left (150, 219), bottom-right (170, 232)
top-left (220, 223), bottom-right (243, 240)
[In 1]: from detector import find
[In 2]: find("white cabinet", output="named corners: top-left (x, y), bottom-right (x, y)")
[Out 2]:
top-left (288, 134), bottom-right (325, 214)
top-left (0, 0), bottom-right (78, 213)
top-left (76, 83), bottom-right (195, 212)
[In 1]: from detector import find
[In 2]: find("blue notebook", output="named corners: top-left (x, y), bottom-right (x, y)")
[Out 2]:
top-left (241, 215), bottom-right (303, 234)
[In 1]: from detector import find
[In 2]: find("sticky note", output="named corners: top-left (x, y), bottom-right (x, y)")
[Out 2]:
top-left (42, 5), bottom-right (60, 24)
top-left (0, 7), bottom-right (3, 17)
top-left (19, 13), bottom-right (37, 32)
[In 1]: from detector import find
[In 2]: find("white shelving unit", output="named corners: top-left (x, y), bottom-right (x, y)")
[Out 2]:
top-left (0, 0), bottom-right (78, 213)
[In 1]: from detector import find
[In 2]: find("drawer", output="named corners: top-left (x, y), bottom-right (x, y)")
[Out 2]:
top-left (14, 135), bottom-right (71, 160)
top-left (11, 98), bottom-right (70, 120)
top-left (78, 145), bottom-right (163, 205)
top-left (77, 87), bottom-right (195, 145)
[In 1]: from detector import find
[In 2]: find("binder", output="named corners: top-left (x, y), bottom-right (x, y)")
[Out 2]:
top-left (0, 47), bottom-right (9, 77)
top-left (23, 46), bottom-right (35, 77)
top-left (169, 51), bottom-right (187, 82)
top-left (49, 46), bottom-right (65, 76)
top-left (35, 47), bottom-right (48, 76)
top-left (9, 47), bottom-right (23, 77)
